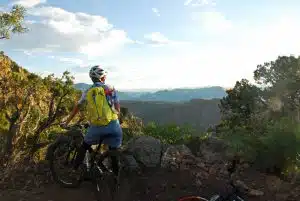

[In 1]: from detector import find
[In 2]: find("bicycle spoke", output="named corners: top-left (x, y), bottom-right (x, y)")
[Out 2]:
top-left (51, 141), bottom-right (84, 186)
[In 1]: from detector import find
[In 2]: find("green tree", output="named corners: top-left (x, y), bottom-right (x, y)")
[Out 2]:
top-left (0, 54), bottom-right (39, 154)
top-left (218, 56), bottom-right (300, 174)
top-left (0, 53), bottom-right (81, 156)
top-left (0, 5), bottom-right (28, 39)
top-left (28, 72), bottom-right (79, 154)
top-left (219, 79), bottom-right (265, 129)
top-left (254, 55), bottom-right (300, 120)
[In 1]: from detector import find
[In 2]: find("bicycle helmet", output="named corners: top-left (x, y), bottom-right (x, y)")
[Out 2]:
top-left (89, 65), bottom-right (107, 81)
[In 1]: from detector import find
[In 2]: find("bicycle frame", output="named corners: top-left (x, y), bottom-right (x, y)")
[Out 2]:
top-left (82, 133), bottom-right (117, 175)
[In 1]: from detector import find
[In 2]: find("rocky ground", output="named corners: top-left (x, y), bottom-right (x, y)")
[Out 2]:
top-left (1, 136), bottom-right (300, 201)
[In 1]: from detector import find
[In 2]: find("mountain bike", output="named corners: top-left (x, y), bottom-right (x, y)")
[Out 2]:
top-left (178, 159), bottom-right (246, 201)
top-left (47, 123), bottom-right (127, 201)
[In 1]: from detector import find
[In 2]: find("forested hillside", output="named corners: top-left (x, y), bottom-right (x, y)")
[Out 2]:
top-left (121, 99), bottom-right (221, 131)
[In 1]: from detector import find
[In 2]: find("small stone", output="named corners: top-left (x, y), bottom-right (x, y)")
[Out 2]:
top-left (236, 180), bottom-right (250, 191)
top-left (195, 179), bottom-right (202, 186)
top-left (196, 162), bottom-right (206, 169)
top-left (209, 167), bottom-right (217, 175)
top-left (248, 189), bottom-right (264, 196)
top-left (242, 163), bottom-right (250, 169)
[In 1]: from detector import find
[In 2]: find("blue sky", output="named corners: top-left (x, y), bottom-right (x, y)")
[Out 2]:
top-left (1, 0), bottom-right (300, 90)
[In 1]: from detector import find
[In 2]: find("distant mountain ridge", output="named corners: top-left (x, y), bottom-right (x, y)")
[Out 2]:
top-left (74, 83), bottom-right (227, 102)
top-left (121, 99), bottom-right (221, 131)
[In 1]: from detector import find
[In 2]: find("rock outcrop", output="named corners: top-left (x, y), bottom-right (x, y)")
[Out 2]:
top-left (125, 136), bottom-right (162, 168)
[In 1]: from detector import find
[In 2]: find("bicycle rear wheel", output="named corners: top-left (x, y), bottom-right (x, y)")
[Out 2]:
top-left (48, 136), bottom-right (85, 188)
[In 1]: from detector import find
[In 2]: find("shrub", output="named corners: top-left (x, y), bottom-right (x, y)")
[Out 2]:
top-left (256, 118), bottom-right (300, 174)
top-left (143, 122), bottom-right (195, 144)
top-left (221, 117), bottom-right (300, 175)
top-left (122, 114), bottom-right (196, 145)
top-left (122, 114), bottom-right (144, 143)
top-left (183, 133), bottom-right (211, 155)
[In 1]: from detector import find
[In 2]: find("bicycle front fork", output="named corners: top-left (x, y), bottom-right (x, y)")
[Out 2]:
top-left (84, 151), bottom-right (91, 171)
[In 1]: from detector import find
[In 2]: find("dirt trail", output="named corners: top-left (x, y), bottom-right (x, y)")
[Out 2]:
top-left (1, 169), bottom-right (200, 201)
top-left (1, 168), bottom-right (275, 201)
top-left (1, 185), bottom-right (95, 201)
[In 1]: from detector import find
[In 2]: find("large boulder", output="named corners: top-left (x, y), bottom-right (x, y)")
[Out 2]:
top-left (121, 154), bottom-right (139, 171)
top-left (126, 136), bottom-right (162, 168)
top-left (161, 144), bottom-right (195, 170)
top-left (198, 137), bottom-right (228, 163)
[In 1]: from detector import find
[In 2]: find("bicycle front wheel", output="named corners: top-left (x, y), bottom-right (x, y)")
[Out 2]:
top-left (178, 196), bottom-right (210, 201)
top-left (93, 168), bottom-right (117, 201)
top-left (48, 135), bottom-right (85, 188)
top-left (92, 149), bottom-right (122, 201)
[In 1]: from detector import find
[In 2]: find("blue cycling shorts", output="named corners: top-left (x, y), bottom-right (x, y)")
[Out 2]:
top-left (84, 120), bottom-right (123, 148)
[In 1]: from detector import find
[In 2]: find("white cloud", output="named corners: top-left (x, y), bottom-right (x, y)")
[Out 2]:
top-left (144, 32), bottom-right (190, 46)
top-left (184, 0), bottom-right (216, 7)
top-left (12, 0), bottom-right (46, 8)
top-left (4, 2), bottom-right (300, 91)
top-left (48, 55), bottom-right (84, 66)
top-left (75, 13), bottom-right (300, 90)
top-left (12, 47), bottom-right (53, 56)
top-left (192, 11), bottom-right (232, 33)
top-left (28, 7), bottom-right (112, 33)
top-left (73, 72), bottom-right (91, 84)
top-left (152, 8), bottom-right (160, 17)
top-left (144, 32), bottom-right (169, 45)
top-left (23, 50), bottom-right (32, 56)
top-left (233, 15), bottom-right (300, 58)
top-left (79, 30), bottom-right (132, 57)
top-left (40, 70), bottom-right (54, 78)
top-left (0, 6), bottom-right (132, 57)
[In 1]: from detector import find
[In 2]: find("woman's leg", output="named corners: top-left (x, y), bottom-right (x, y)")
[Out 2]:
top-left (73, 141), bottom-right (91, 169)
top-left (105, 120), bottom-right (123, 177)
top-left (109, 147), bottom-right (120, 177)
top-left (73, 126), bottom-right (98, 169)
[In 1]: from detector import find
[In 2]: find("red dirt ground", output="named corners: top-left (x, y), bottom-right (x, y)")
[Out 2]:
top-left (1, 168), bottom-right (278, 201)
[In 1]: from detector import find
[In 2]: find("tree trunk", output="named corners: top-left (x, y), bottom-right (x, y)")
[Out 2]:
top-left (29, 121), bottom-right (51, 155)
top-left (5, 122), bottom-right (19, 154)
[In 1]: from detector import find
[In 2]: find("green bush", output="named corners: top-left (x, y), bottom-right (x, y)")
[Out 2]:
top-left (143, 122), bottom-right (195, 144)
top-left (183, 133), bottom-right (211, 155)
top-left (256, 118), bottom-right (300, 174)
top-left (122, 114), bottom-right (144, 143)
top-left (122, 115), bottom-right (196, 145)
top-left (221, 117), bottom-right (300, 175)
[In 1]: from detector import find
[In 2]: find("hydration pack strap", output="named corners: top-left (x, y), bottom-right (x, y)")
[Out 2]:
top-left (92, 89), bottom-right (101, 120)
